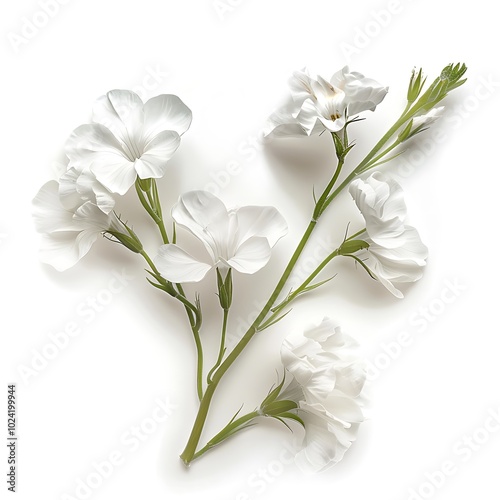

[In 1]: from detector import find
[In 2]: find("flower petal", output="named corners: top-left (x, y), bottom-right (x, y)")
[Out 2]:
top-left (226, 236), bottom-right (272, 274)
top-left (89, 157), bottom-right (138, 195)
top-left (134, 130), bottom-right (181, 179)
top-left (172, 191), bottom-right (230, 262)
top-left (331, 66), bottom-right (388, 115)
top-left (92, 89), bottom-right (145, 148)
top-left (59, 166), bottom-right (116, 214)
top-left (66, 123), bottom-right (138, 195)
top-left (38, 230), bottom-right (98, 272)
top-left (234, 205), bottom-right (288, 247)
top-left (32, 181), bottom-right (77, 233)
top-left (154, 244), bottom-right (212, 283)
top-left (66, 123), bottom-right (128, 166)
top-left (288, 68), bottom-right (316, 103)
top-left (143, 94), bottom-right (192, 140)
top-left (296, 402), bottom-right (350, 473)
top-left (370, 226), bottom-right (428, 267)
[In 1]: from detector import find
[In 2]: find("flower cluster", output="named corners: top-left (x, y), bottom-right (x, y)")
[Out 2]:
top-left (33, 90), bottom-right (192, 270)
top-left (265, 66), bottom-right (388, 137)
top-left (279, 318), bottom-right (366, 473)
top-left (32, 62), bottom-right (466, 474)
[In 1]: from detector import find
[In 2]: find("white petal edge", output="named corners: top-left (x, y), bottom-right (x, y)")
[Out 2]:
top-left (154, 244), bottom-right (212, 283)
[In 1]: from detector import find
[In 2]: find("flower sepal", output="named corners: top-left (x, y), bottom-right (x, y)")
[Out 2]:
top-left (106, 221), bottom-right (143, 254)
top-left (137, 177), bottom-right (153, 192)
top-left (216, 267), bottom-right (233, 310)
top-left (259, 376), bottom-right (305, 430)
top-left (338, 238), bottom-right (369, 256)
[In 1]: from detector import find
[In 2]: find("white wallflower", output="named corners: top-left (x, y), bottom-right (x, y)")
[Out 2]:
top-left (66, 90), bottom-right (192, 195)
top-left (280, 318), bottom-right (366, 473)
top-left (154, 191), bottom-right (288, 283)
top-left (32, 181), bottom-right (124, 271)
top-left (265, 67), bottom-right (388, 138)
top-left (59, 164), bottom-right (116, 214)
top-left (348, 172), bottom-right (428, 298)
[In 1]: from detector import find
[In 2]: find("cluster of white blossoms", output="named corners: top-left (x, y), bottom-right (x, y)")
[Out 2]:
top-left (279, 318), bottom-right (366, 473)
top-left (33, 62), bottom-right (463, 473)
top-left (348, 172), bottom-right (428, 298)
top-left (265, 66), bottom-right (388, 137)
top-left (33, 90), bottom-right (193, 271)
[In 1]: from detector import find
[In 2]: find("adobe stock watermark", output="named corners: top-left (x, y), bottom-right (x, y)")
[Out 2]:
top-left (8, 0), bottom-right (73, 54)
top-left (129, 65), bottom-right (171, 103)
top-left (203, 132), bottom-right (263, 196)
top-left (407, 405), bottom-right (500, 500)
top-left (393, 74), bottom-right (500, 183)
top-left (60, 396), bottom-right (177, 500)
top-left (17, 268), bottom-right (135, 385)
top-left (213, 0), bottom-right (245, 21)
top-left (232, 438), bottom-right (301, 499)
top-left (366, 277), bottom-right (467, 380)
top-left (340, 0), bottom-right (416, 63)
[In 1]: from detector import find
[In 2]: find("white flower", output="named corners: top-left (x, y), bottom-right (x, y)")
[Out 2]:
top-left (154, 191), bottom-right (288, 283)
top-left (66, 90), bottom-right (192, 195)
top-left (265, 67), bottom-right (388, 138)
top-left (348, 172), bottom-right (428, 298)
top-left (32, 180), bottom-right (124, 271)
top-left (59, 164), bottom-right (116, 214)
top-left (280, 318), bottom-right (366, 473)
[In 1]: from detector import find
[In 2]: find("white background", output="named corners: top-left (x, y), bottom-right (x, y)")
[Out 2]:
top-left (2, 1), bottom-right (500, 499)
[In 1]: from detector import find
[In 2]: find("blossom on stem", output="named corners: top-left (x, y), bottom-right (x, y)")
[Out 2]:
top-left (347, 172), bottom-right (428, 298)
top-left (59, 163), bottom-right (116, 214)
top-left (66, 90), bottom-right (192, 196)
top-left (154, 190), bottom-right (288, 283)
top-left (32, 180), bottom-right (127, 271)
top-left (265, 67), bottom-right (388, 138)
top-left (279, 318), bottom-right (366, 473)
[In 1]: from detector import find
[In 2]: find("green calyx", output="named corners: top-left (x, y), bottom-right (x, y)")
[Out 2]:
top-left (216, 268), bottom-right (233, 310)
top-left (106, 222), bottom-right (143, 254)
top-left (338, 238), bottom-right (369, 256)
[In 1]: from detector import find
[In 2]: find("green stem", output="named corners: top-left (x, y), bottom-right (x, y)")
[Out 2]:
top-left (345, 228), bottom-right (366, 241)
top-left (191, 410), bottom-right (260, 461)
top-left (177, 282), bottom-right (204, 401)
top-left (139, 250), bottom-right (200, 322)
top-left (313, 137), bottom-right (345, 221)
top-left (180, 133), bottom-right (352, 465)
top-left (272, 249), bottom-right (340, 316)
top-left (319, 111), bottom-right (411, 217)
top-left (136, 180), bottom-right (204, 399)
top-left (180, 218), bottom-right (317, 465)
top-left (207, 308), bottom-right (229, 384)
top-left (179, 98), bottom-right (428, 464)
top-left (135, 179), bottom-right (170, 244)
top-left (140, 250), bottom-right (204, 399)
